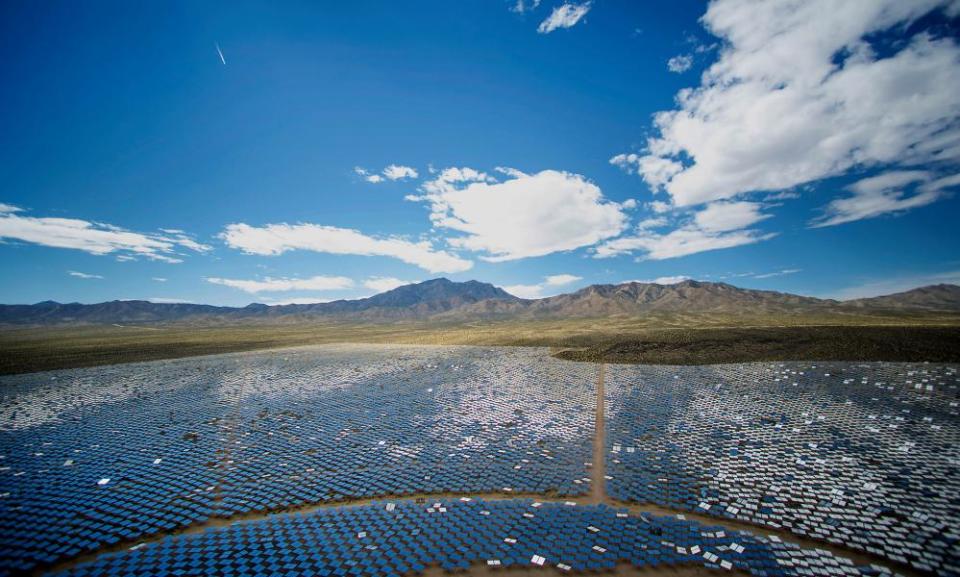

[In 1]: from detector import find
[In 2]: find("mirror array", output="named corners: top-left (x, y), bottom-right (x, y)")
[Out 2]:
top-left (2, 344), bottom-right (956, 577)
top-left (0, 345), bottom-right (595, 575)
top-left (52, 499), bottom-right (885, 577)
top-left (605, 362), bottom-right (960, 575)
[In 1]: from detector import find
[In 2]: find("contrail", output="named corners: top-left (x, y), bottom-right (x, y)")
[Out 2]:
top-left (215, 43), bottom-right (226, 65)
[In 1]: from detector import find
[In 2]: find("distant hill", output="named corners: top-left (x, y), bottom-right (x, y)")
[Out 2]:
top-left (844, 284), bottom-right (960, 311)
top-left (1, 279), bottom-right (958, 326)
top-left (0, 300), bottom-right (234, 325)
top-left (0, 278), bottom-right (520, 325)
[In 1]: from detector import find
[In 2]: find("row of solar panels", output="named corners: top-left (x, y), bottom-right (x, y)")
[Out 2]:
top-left (52, 499), bottom-right (883, 577)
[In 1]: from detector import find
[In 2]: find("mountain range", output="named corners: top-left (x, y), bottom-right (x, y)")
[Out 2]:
top-left (1, 278), bottom-right (959, 326)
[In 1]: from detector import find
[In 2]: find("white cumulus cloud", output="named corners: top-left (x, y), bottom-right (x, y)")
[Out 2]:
top-left (417, 167), bottom-right (496, 196)
top-left (545, 274), bottom-right (582, 286)
top-left (219, 222), bottom-right (473, 273)
top-left (694, 201), bottom-right (772, 233)
top-left (503, 273), bottom-right (583, 299)
top-left (609, 154), bottom-right (682, 190)
top-left (537, 2), bottom-right (591, 34)
top-left (382, 165), bottom-right (419, 181)
top-left (410, 168), bottom-right (627, 262)
top-left (501, 283), bottom-right (547, 299)
top-left (612, 0), bottom-right (960, 211)
top-left (206, 275), bottom-right (354, 294)
top-left (0, 204), bottom-right (210, 263)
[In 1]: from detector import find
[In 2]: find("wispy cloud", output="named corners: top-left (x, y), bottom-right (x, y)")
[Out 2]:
top-left (220, 222), bottom-right (472, 273)
top-left (355, 165), bottom-right (419, 183)
top-left (0, 204), bottom-right (210, 263)
top-left (764, 191), bottom-right (802, 201)
top-left (68, 271), bottom-right (103, 280)
top-left (148, 297), bottom-right (194, 304)
top-left (627, 275), bottom-right (691, 285)
top-left (363, 277), bottom-right (413, 293)
top-left (751, 268), bottom-right (801, 279)
top-left (354, 166), bottom-right (383, 183)
top-left (152, 277), bottom-right (168, 282)
top-left (510, 0), bottom-right (541, 14)
top-left (215, 43), bottom-right (226, 65)
top-left (715, 268), bottom-right (800, 281)
top-left (667, 54), bottom-right (693, 73)
top-left (811, 171), bottom-right (959, 228)
top-left (537, 2), bottom-right (591, 34)
top-left (264, 296), bottom-right (337, 306)
top-left (595, 201), bottom-right (774, 261)
top-left (206, 275), bottom-right (354, 294)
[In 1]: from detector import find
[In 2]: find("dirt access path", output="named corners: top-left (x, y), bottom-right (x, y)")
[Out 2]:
top-left (590, 363), bottom-right (606, 503)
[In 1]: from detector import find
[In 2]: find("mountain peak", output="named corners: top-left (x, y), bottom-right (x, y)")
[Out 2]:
top-left (364, 278), bottom-right (516, 309)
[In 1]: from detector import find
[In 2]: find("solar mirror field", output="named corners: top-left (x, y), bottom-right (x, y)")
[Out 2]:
top-left (0, 344), bottom-right (957, 577)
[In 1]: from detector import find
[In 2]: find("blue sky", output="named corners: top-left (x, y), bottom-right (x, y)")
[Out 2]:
top-left (1, 0), bottom-right (959, 306)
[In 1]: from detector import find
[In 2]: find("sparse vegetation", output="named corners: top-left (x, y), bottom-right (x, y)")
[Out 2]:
top-left (2, 313), bottom-right (959, 375)
top-left (551, 325), bottom-right (960, 365)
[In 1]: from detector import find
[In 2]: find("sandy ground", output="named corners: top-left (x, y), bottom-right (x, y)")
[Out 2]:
top-left (419, 561), bottom-right (751, 577)
top-left (4, 322), bottom-right (960, 375)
